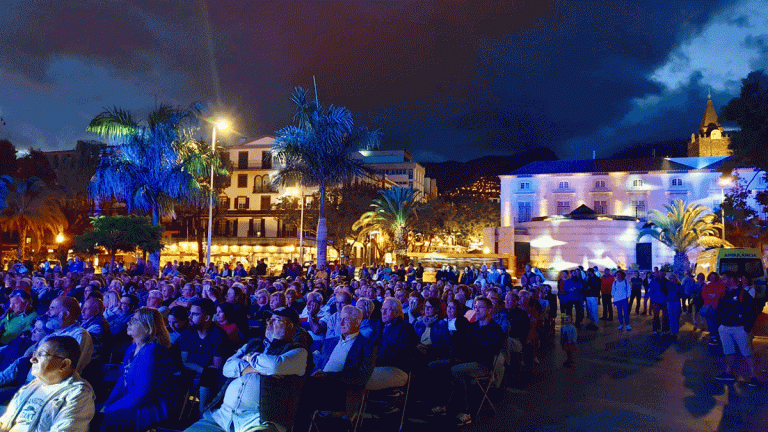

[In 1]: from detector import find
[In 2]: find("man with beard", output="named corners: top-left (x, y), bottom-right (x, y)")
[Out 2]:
top-left (44, 297), bottom-right (93, 374)
top-left (179, 298), bottom-right (227, 414)
top-left (184, 307), bottom-right (308, 432)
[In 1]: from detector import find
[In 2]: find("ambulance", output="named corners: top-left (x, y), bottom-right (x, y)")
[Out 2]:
top-left (694, 248), bottom-right (767, 302)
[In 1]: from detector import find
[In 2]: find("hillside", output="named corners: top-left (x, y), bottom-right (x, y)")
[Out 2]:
top-left (422, 146), bottom-right (558, 193)
top-left (610, 139), bottom-right (688, 159)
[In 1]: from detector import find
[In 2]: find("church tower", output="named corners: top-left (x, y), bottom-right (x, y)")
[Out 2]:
top-left (688, 95), bottom-right (731, 157)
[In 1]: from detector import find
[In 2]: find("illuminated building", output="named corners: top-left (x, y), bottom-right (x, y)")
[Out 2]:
top-left (489, 98), bottom-right (765, 273)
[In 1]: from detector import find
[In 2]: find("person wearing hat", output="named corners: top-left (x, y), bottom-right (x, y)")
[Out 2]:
top-left (0, 290), bottom-right (37, 345)
top-left (184, 306), bottom-right (308, 432)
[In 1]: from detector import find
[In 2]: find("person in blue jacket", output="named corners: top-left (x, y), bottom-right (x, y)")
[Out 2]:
top-left (100, 307), bottom-right (179, 432)
top-left (414, 298), bottom-right (451, 362)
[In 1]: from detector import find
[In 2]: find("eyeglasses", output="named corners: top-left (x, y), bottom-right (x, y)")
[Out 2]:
top-left (33, 351), bottom-right (65, 360)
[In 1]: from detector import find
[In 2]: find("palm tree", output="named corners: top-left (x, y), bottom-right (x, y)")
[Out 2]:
top-left (0, 177), bottom-right (67, 260)
top-left (272, 87), bottom-right (380, 267)
top-left (87, 105), bottom-right (208, 272)
top-left (353, 187), bottom-right (422, 264)
top-left (637, 199), bottom-right (730, 276)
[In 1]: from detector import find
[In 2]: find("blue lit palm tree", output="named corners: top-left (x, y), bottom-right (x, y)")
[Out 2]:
top-left (272, 87), bottom-right (380, 266)
top-left (87, 105), bottom-right (208, 271)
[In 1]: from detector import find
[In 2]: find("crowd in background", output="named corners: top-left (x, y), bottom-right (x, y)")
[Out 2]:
top-left (0, 256), bottom-right (761, 430)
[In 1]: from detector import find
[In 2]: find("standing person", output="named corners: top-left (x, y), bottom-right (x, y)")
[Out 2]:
top-left (666, 274), bottom-right (683, 337)
top-left (646, 271), bottom-right (668, 336)
top-left (583, 269), bottom-right (601, 330)
top-left (690, 273), bottom-right (706, 328)
top-left (681, 271), bottom-right (694, 314)
top-left (629, 271), bottom-right (643, 315)
top-left (612, 271), bottom-right (632, 331)
top-left (701, 273), bottom-right (726, 345)
top-left (600, 270), bottom-right (614, 321)
top-left (560, 315), bottom-right (577, 367)
top-left (558, 271), bottom-right (582, 329)
top-left (641, 271), bottom-right (653, 315)
top-left (714, 272), bottom-right (759, 387)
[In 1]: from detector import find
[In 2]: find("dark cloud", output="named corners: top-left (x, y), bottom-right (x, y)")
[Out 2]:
top-left (0, 0), bottom-right (749, 160)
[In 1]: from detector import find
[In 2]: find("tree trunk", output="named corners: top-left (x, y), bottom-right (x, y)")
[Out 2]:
top-left (673, 251), bottom-right (689, 278)
top-left (316, 185), bottom-right (327, 267)
top-left (196, 214), bottom-right (205, 264)
top-left (18, 226), bottom-right (27, 260)
top-left (149, 205), bottom-right (161, 276)
top-left (109, 247), bottom-right (116, 274)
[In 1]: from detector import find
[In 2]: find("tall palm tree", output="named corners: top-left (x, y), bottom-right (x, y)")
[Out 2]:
top-left (272, 87), bottom-right (380, 267)
top-left (0, 177), bottom-right (67, 260)
top-left (87, 105), bottom-right (208, 271)
top-left (353, 187), bottom-right (422, 264)
top-left (637, 199), bottom-right (730, 276)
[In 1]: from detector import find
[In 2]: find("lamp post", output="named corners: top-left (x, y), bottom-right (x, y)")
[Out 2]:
top-left (718, 177), bottom-right (733, 242)
top-left (206, 120), bottom-right (229, 267)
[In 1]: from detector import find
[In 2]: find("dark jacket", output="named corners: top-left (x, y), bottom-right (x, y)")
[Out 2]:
top-left (373, 317), bottom-right (418, 372)
top-left (413, 317), bottom-right (450, 359)
top-left (584, 275), bottom-right (601, 297)
top-left (316, 334), bottom-right (377, 388)
top-left (716, 288), bottom-right (756, 332)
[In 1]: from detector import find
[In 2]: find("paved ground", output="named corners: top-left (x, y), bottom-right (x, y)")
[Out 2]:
top-left (386, 309), bottom-right (768, 432)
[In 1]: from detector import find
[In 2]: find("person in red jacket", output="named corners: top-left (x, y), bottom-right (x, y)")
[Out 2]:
top-left (600, 270), bottom-right (614, 321)
top-left (701, 272), bottom-right (726, 345)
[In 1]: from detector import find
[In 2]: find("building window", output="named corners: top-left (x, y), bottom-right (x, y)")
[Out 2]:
top-left (236, 196), bottom-right (249, 210)
top-left (632, 200), bottom-right (646, 217)
top-left (520, 182), bottom-right (531, 190)
top-left (408, 170), bottom-right (413, 180)
top-left (237, 174), bottom-right (248, 188)
top-left (408, 182), bottom-right (413, 189)
top-left (632, 179), bottom-right (643, 187)
top-left (518, 202), bottom-right (532, 222)
top-left (556, 201), bottom-right (570, 215)
top-left (238, 151), bottom-right (248, 169)
top-left (671, 178), bottom-right (683, 187)
top-left (594, 200), bottom-right (608, 214)
top-left (595, 180), bottom-right (605, 188)
top-left (260, 195), bottom-right (271, 210)
top-left (218, 196), bottom-right (230, 210)
top-left (262, 151), bottom-right (272, 169)
top-left (558, 181), bottom-right (569, 189)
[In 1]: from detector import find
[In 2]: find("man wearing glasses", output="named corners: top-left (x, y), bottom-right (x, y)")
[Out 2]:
top-left (184, 307), bottom-right (308, 432)
top-left (0, 336), bottom-right (95, 431)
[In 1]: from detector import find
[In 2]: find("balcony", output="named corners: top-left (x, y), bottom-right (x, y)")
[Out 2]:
top-left (551, 187), bottom-right (575, 194)
top-left (234, 162), bottom-right (273, 170)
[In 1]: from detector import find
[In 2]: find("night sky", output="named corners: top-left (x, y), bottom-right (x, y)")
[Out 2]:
top-left (1, 0), bottom-right (766, 162)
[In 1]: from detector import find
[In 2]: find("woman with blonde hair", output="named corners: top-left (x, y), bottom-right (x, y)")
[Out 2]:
top-left (100, 308), bottom-right (177, 432)
top-left (103, 289), bottom-right (122, 320)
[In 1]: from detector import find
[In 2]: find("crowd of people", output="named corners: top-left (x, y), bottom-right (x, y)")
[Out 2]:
top-left (0, 256), bottom-right (762, 431)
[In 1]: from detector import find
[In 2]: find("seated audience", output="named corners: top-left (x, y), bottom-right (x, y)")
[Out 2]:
top-left (184, 307), bottom-right (308, 432)
top-left (0, 336), bottom-right (95, 432)
top-left (100, 308), bottom-right (178, 432)
top-left (0, 290), bottom-right (37, 345)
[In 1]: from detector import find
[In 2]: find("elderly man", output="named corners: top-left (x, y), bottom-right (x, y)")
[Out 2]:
top-left (319, 291), bottom-right (353, 340)
top-left (369, 298), bottom-right (417, 389)
top-left (296, 305), bottom-right (376, 431)
top-left (0, 290), bottom-right (38, 345)
top-left (79, 298), bottom-right (111, 364)
top-left (184, 307), bottom-right (308, 432)
top-left (0, 336), bottom-right (95, 432)
top-left (107, 294), bottom-right (138, 336)
top-left (43, 297), bottom-right (93, 375)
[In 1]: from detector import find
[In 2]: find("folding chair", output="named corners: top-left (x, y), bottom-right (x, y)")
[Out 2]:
top-left (473, 354), bottom-right (503, 418)
top-left (355, 370), bottom-right (412, 432)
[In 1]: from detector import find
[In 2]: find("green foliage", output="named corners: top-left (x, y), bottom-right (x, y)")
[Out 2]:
top-left (0, 140), bottom-right (17, 176)
top-left (0, 177), bottom-right (66, 259)
top-left (637, 199), bottom-right (730, 275)
top-left (74, 215), bottom-right (164, 272)
top-left (718, 175), bottom-right (768, 248)
top-left (721, 70), bottom-right (768, 174)
top-left (450, 198), bottom-right (501, 246)
top-left (353, 187), bottom-right (422, 262)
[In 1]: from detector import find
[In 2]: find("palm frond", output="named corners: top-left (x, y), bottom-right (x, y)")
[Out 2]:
top-left (87, 107), bottom-right (138, 137)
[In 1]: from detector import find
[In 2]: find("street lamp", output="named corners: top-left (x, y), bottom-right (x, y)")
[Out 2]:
top-left (718, 177), bottom-right (733, 241)
top-left (207, 119), bottom-right (229, 267)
